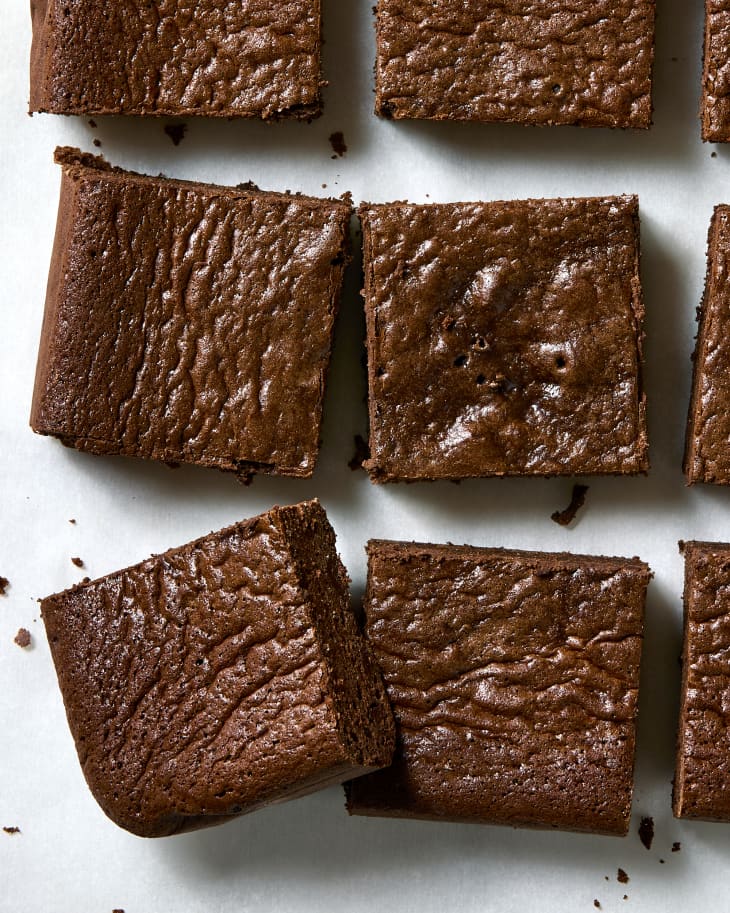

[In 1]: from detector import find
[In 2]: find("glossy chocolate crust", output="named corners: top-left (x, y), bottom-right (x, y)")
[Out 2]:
top-left (684, 207), bottom-right (730, 484)
top-left (702, 1), bottom-right (730, 141)
top-left (41, 500), bottom-right (395, 837)
top-left (674, 541), bottom-right (730, 821)
top-left (29, 0), bottom-right (323, 119)
top-left (374, 0), bottom-right (655, 128)
top-left (31, 148), bottom-right (351, 480)
top-left (361, 197), bottom-right (648, 482)
top-left (346, 541), bottom-right (650, 835)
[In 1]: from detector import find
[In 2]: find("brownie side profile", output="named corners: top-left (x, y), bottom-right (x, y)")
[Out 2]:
top-left (684, 207), bottom-right (730, 484)
top-left (346, 541), bottom-right (650, 835)
top-left (674, 541), bottom-right (730, 821)
top-left (29, 0), bottom-right (323, 119)
top-left (374, 0), bottom-right (655, 128)
top-left (31, 148), bottom-right (351, 480)
top-left (361, 197), bottom-right (648, 482)
top-left (702, 1), bottom-right (730, 141)
top-left (41, 500), bottom-right (395, 837)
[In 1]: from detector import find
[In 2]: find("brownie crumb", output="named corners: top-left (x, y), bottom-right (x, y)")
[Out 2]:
top-left (638, 815), bottom-right (654, 850)
top-left (93, 138), bottom-right (102, 148)
top-left (236, 181), bottom-right (261, 192)
top-left (14, 628), bottom-right (31, 648)
top-left (88, 118), bottom-right (97, 128)
top-left (69, 518), bottom-right (76, 524)
top-left (594, 902), bottom-right (601, 910)
top-left (348, 434), bottom-right (370, 471)
top-left (0, 576), bottom-right (9, 596)
top-left (659, 859), bottom-right (665, 864)
top-left (71, 557), bottom-right (84, 568)
top-left (712, 151), bottom-right (718, 158)
top-left (164, 123), bottom-right (187, 146)
top-left (112, 909), bottom-right (125, 913)
top-left (81, 576), bottom-right (91, 584)
top-left (329, 131), bottom-right (347, 157)
top-left (617, 868), bottom-right (629, 884)
top-left (623, 896), bottom-right (628, 902)
top-left (551, 484), bottom-right (589, 526)
top-left (672, 841), bottom-right (681, 852)
top-left (3, 826), bottom-right (20, 835)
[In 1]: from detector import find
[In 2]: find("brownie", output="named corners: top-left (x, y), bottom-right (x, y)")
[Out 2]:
top-left (29, 0), bottom-right (323, 119)
top-left (374, 1), bottom-right (655, 128)
top-left (684, 206), bottom-right (730, 484)
top-left (41, 500), bottom-right (395, 837)
top-left (674, 540), bottom-right (730, 821)
top-left (31, 148), bottom-right (351, 481)
top-left (702, 2), bottom-right (730, 141)
top-left (361, 197), bottom-right (648, 482)
top-left (346, 540), bottom-right (651, 835)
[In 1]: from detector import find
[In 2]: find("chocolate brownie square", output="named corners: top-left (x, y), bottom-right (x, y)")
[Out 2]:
top-left (702, 1), bottom-right (730, 141)
top-left (684, 206), bottom-right (730, 484)
top-left (674, 540), bottom-right (730, 821)
top-left (361, 196), bottom-right (648, 482)
top-left (31, 148), bottom-right (351, 480)
top-left (41, 500), bottom-right (395, 837)
top-left (374, 0), bottom-right (655, 128)
top-left (30, 0), bottom-right (323, 119)
top-left (346, 540), bottom-right (651, 835)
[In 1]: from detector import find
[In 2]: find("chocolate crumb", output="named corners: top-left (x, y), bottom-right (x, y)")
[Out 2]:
top-left (623, 896), bottom-right (628, 902)
top-left (0, 576), bottom-right (9, 596)
top-left (638, 815), bottom-right (654, 850)
top-left (164, 123), bottom-right (187, 146)
top-left (81, 576), bottom-right (91, 584)
top-left (712, 151), bottom-right (718, 158)
top-left (14, 628), bottom-right (31, 648)
top-left (236, 181), bottom-right (261, 192)
top-left (551, 484), bottom-right (589, 526)
top-left (672, 841), bottom-right (681, 852)
top-left (71, 557), bottom-right (84, 568)
top-left (93, 139), bottom-right (102, 148)
top-left (321, 183), bottom-right (327, 189)
top-left (594, 902), bottom-right (601, 910)
top-left (3, 826), bottom-right (20, 835)
top-left (88, 118), bottom-right (97, 128)
top-left (659, 859), bottom-right (665, 864)
top-left (69, 518), bottom-right (76, 524)
top-left (617, 868), bottom-right (629, 885)
top-left (112, 909), bottom-right (125, 913)
top-left (348, 434), bottom-right (370, 471)
top-left (329, 131), bottom-right (347, 157)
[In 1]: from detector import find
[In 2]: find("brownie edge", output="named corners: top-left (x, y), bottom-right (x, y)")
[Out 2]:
top-left (41, 500), bottom-right (395, 837)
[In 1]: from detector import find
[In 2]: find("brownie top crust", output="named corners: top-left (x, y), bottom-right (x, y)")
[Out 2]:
top-left (30, 0), bottom-right (323, 118)
top-left (31, 148), bottom-right (351, 479)
top-left (361, 196), bottom-right (647, 481)
top-left (675, 540), bottom-right (730, 820)
top-left (702, 1), bottom-right (730, 141)
top-left (685, 206), bottom-right (730, 485)
top-left (347, 541), bottom-right (650, 835)
top-left (375, 0), bottom-right (655, 128)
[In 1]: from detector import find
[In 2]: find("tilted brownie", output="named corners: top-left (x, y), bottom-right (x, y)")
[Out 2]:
top-left (374, 0), bottom-right (655, 128)
top-left (674, 541), bottom-right (730, 821)
top-left (702, 2), bottom-right (730, 141)
top-left (41, 500), bottom-right (395, 837)
top-left (31, 148), bottom-right (350, 481)
top-left (684, 206), bottom-right (730, 484)
top-left (346, 541), bottom-right (651, 835)
top-left (361, 197), bottom-right (648, 482)
top-left (30, 0), bottom-right (323, 119)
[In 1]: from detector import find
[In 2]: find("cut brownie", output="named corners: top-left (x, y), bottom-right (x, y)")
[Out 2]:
top-left (674, 540), bottom-right (730, 821)
top-left (702, 2), bottom-right (730, 141)
top-left (41, 500), bottom-right (395, 837)
top-left (374, 1), bottom-right (655, 128)
top-left (361, 197), bottom-right (648, 482)
top-left (31, 148), bottom-right (351, 481)
top-left (346, 540), bottom-right (651, 835)
top-left (684, 206), bottom-right (730, 484)
top-left (30, 0), bottom-right (323, 119)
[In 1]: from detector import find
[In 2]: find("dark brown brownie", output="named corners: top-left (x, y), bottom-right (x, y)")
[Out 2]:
top-left (374, 1), bottom-right (655, 128)
top-left (674, 540), bottom-right (730, 821)
top-left (31, 149), bottom-right (351, 481)
top-left (346, 540), bottom-right (651, 835)
top-left (684, 207), bottom-right (730, 484)
top-left (702, 2), bottom-right (730, 141)
top-left (41, 500), bottom-right (395, 837)
top-left (30, 0), bottom-right (323, 119)
top-left (361, 197), bottom-right (648, 482)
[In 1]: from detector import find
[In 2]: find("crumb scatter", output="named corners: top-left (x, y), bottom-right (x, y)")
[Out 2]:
top-left (617, 868), bottom-right (629, 884)
top-left (3, 826), bottom-right (20, 835)
top-left (14, 628), bottom-right (31, 648)
top-left (71, 557), bottom-right (84, 568)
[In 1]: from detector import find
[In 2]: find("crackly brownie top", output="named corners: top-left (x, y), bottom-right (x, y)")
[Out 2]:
top-left (361, 197), bottom-right (647, 481)
top-left (703, 2), bottom-right (730, 141)
top-left (30, 0), bottom-right (322, 118)
top-left (675, 541), bottom-right (730, 820)
top-left (375, 0), bottom-right (655, 127)
top-left (33, 149), bottom-right (350, 476)
top-left (353, 541), bottom-right (649, 834)
top-left (685, 207), bottom-right (730, 484)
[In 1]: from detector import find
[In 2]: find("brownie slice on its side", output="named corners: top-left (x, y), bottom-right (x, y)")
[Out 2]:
top-left (374, 1), bottom-right (655, 128)
top-left (31, 148), bottom-right (351, 481)
top-left (684, 206), bottom-right (730, 484)
top-left (346, 540), bottom-right (651, 836)
top-left (674, 541), bottom-right (730, 821)
top-left (30, 0), bottom-right (324, 119)
top-left (41, 500), bottom-right (395, 837)
top-left (361, 197), bottom-right (648, 482)
top-left (702, 2), bottom-right (730, 142)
